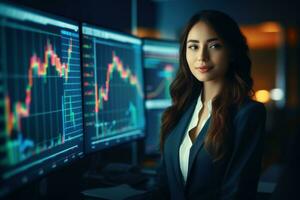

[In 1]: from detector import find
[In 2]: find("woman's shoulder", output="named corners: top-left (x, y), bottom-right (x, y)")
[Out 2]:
top-left (229, 97), bottom-right (267, 144)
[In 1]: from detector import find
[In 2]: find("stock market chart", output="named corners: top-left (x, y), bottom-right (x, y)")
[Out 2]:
top-left (82, 24), bottom-right (145, 152)
top-left (145, 63), bottom-right (176, 100)
top-left (143, 39), bottom-right (179, 154)
top-left (0, 3), bottom-right (83, 196)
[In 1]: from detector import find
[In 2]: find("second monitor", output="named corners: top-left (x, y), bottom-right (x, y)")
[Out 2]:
top-left (143, 39), bottom-right (179, 155)
top-left (81, 24), bottom-right (145, 153)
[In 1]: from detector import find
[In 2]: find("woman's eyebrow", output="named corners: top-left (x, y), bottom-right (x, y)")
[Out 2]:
top-left (187, 37), bottom-right (219, 43)
top-left (187, 39), bottom-right (199, 43)
top-left (207, 38), bottom-right (219, 43)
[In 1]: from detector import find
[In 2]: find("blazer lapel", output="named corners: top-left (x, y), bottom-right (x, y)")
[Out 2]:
top-left (171, 99), bottom-right (197, 187)
top-left (186, 117), bottom-right (211, 184)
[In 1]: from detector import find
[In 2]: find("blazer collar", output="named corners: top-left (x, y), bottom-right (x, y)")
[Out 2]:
top-left (171, 99), bottom-right (197, 187)
top-left (171, 98), bottom-right (212, 188)
top-left (186, 117), bottom-right (211, 186)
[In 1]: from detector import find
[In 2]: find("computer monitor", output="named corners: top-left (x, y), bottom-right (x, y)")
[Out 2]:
top-left (0, 3), bottom-right (84, 197)
top-left (81, 24), bottom-right (145, 153)
top-left (143, 39), bottom-right (179, 155)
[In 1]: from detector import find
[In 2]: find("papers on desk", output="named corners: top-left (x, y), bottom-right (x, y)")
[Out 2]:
top-left (81, 184), bottom-right (146, 200)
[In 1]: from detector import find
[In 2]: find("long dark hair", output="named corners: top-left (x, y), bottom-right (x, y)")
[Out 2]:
top-left (160, 10), bottom-right (254, 161)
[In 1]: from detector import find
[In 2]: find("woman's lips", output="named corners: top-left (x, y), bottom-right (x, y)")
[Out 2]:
top-left (196, 66), bottom-right (213, 73)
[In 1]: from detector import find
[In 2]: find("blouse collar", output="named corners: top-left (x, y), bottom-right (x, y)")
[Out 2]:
top-left (188, 91), bottom-right (213, 131)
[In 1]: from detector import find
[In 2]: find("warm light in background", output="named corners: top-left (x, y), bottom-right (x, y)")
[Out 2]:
top-left (270, 88), bottom-right (284, 101)
top-left (240, 22), bottom-right (281, 49)
top-left (259, 22), bottom-right (281, 33)
top-left (135, 27), bottom-right (161, 38)
top-left (255, 90), bottom-right (270, 103)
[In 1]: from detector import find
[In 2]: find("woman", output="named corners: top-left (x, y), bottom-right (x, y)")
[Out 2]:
top-left (155, 10), bottom-right (266, 200)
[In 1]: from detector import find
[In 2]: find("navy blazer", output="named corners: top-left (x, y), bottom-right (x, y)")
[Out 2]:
top-left (154, 97), bottom-right (266, 200)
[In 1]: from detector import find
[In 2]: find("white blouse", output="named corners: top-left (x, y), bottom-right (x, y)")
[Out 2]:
top-left (179, 93), bottom-right (212, 184)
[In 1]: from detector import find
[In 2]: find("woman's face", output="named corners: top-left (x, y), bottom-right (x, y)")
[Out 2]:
top-left (186, 21), bottom-right (230, 83)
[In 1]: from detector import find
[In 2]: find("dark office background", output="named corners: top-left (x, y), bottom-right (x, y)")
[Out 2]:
top-left (2, 0), bottom-right (300, 199)
top-left (6, 0), bottom-right (300, 34)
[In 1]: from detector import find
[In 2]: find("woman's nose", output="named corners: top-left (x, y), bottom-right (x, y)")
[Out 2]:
top-left (197, 46), bottom-right (208, 61)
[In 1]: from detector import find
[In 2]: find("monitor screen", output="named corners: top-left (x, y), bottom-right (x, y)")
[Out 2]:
top-left (0, 3), bottom-right (84, 197)
top-left (143, 39), bottom-right (179, 155)
top-left (82, 24), bottom-right (145, 153)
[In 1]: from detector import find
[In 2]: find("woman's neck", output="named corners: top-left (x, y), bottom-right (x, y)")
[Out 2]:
top-left (202, 79), bottom-right (224, 103)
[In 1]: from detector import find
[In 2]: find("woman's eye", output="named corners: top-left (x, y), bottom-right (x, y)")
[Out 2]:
top-left (188, 45), bottom-right (198, 50)
top-left (209, 43), bottom-right (222, 49)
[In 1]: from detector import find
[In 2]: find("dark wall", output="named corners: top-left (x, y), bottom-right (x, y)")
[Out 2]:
top-left (7, 0), bottom-right (133, 33)
top-left (7, 0), bottom-right (300, 39)
top-left (155, 0), bottom-right (300, 39)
